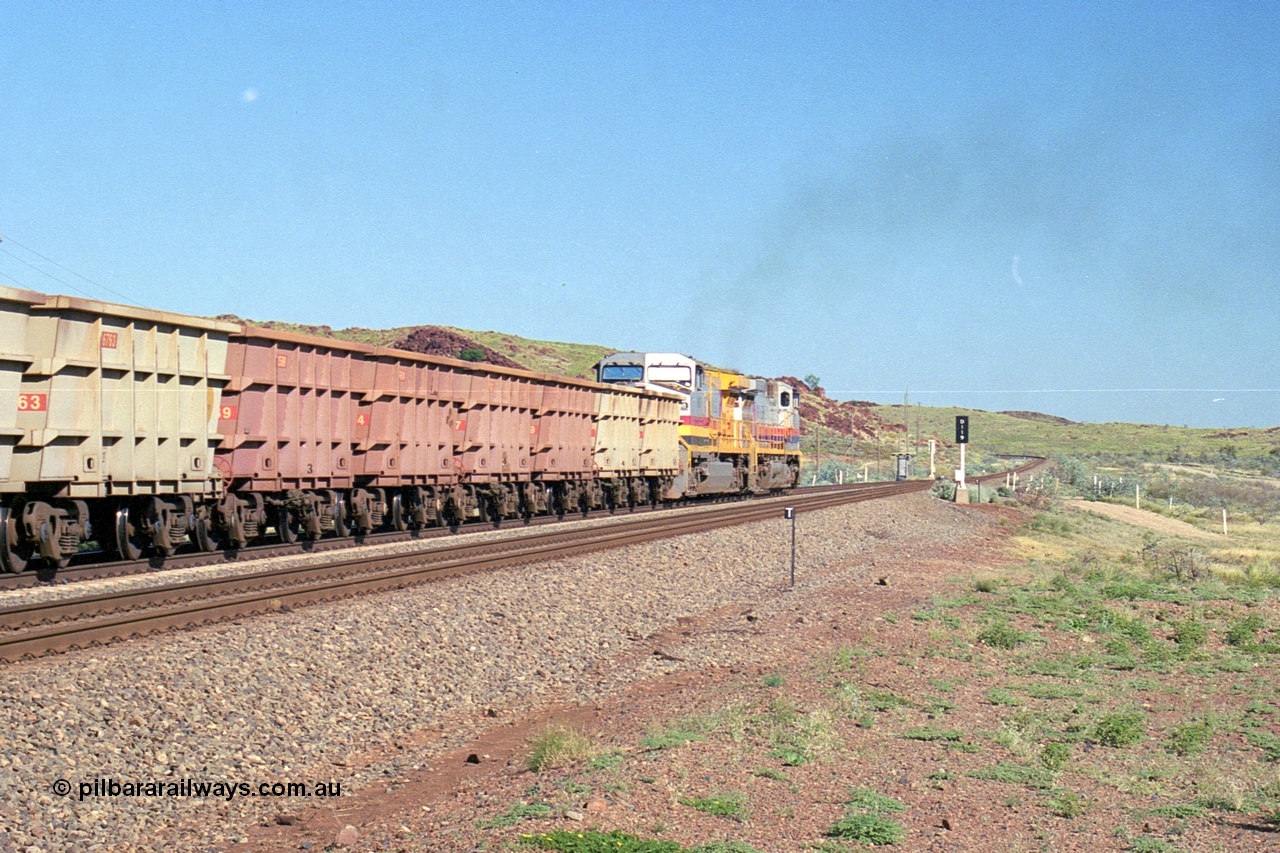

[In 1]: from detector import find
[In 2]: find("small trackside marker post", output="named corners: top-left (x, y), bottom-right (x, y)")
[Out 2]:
top-left (784, 506), bottom-right (796, 588)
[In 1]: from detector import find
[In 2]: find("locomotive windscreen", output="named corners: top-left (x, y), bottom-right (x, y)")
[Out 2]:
top-left (600, 364), bottom-right (643, 382)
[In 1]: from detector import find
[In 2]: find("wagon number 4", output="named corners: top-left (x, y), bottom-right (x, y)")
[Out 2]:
top-left (18, 393), bottom-right (48, 412)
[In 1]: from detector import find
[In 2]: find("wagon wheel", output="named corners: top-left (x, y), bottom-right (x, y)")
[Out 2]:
top-left (115, 503), bottom-right (146, 561)
top-left (328, 491), bottom-right (351, 538)
top-left (275, 506), bottom-right (302, 544)
top-left (0, 505), bottom-right (34, 574)
top-left (192, 516), bottom-right (223, 553)
top-left (390, 494), bottom-right (409, 531)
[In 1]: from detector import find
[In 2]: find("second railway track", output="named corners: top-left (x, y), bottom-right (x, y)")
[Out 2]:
top-left (0, 480), bottom-right (928, 662)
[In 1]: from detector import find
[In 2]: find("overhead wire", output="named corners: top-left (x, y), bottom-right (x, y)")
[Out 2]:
top-left (0, 233), bottom-right (144, 307)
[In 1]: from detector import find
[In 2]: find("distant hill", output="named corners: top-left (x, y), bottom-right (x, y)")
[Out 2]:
top-left (999, 410), bottom-right (1077, 425)
top-left (213, 316), bottom-right (614, 380)
top-left (213, 316), bottom-right (902, 440)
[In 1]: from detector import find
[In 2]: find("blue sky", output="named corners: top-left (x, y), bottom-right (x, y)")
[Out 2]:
top-left (3, 2), bottom-right (1277, 427)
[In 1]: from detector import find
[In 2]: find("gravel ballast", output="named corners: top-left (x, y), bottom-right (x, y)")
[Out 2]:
top-left (0, 493), bottom-right (991, 852)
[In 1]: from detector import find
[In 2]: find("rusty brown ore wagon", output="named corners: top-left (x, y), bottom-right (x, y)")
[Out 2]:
top-left (0, 286), bottom-right (680, 571)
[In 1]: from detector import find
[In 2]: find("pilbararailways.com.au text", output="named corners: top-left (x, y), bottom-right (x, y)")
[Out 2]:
top-left (53, 777), bottom-right (342, 802)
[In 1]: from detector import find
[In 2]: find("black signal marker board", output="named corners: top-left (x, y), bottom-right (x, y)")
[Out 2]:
top-left (955, 415), bottom-right (969, 444)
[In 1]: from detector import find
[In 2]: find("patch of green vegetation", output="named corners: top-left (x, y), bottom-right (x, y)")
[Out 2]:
top-left (1129, 837), bottom-right (1177, 853)
top-left (978, 621), bottom-right (1032, 650)
top-left (481, 801), bottom-right (553, 828)
top-left (587, 750), bottom-right (626, 772)
top-left (1040, 742), bottom-right (1071, 771)
top-left (826, 788), bottom-right (907, 846)
top-left (969, 762), bottom-right (1056, 790)
top-left (1170, 619), bottom-right (1209, 652)
top-left (1020, 653), bottom-right (1100, 679)
top-left (1226, 613), bottom-right (1265, 647)
top-left (1093, 711), bottom-right (1147, 748)
top-left (526, 726), bottom-right (597, 772)
top-left (1145, 802), bottom-right (1206, 819)
top-left (751, 766), bottom-right (787, 781)
top-left (986, 687), bottom-right (1021, 706)
top-left (766, 703), bottom-right (840, 766)
top-left (861, 688), bottom-right (915, 710)
top-left (1024, 683), bottom-right (1085, 700)
top-left (899, 727), bottom-right (964, 742)
top-left (1165, 720), bottom-right (1213, 756)
top-left (639, 712), bottom-right (724, 750)
top-left (519, 829), bottom-right (683, 853)
top-left (762, 674), bottom-right (785, 688)
top-left (1245, 729), bottom-right (1280, 761)
top-left (678, 791), bottom-right (748, 822)
top-left (1046, 789), bottom-right (1088, 818)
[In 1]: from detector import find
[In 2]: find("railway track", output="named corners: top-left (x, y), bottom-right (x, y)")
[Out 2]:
top-left (0, 483), bottom-right (862, 592)
top-left (0, 479), bottom-right (929, 662)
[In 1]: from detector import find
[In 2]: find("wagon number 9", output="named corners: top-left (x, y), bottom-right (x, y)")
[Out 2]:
top-left (17, 393), bottom-right (47, 412)
top-left (218, 405), bottom-right (238, 422)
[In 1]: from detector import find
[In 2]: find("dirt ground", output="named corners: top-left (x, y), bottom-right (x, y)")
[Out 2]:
top-left (231, 501), bottom-right (1279, 853)
top-left (1064, 500), bottom-right (1221, 540)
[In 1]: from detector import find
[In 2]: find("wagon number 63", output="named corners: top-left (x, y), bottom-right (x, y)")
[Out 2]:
top-left (17, 393), bottom-right (48, 412)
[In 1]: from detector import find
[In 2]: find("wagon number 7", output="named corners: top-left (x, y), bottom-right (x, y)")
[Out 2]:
top-left (18, 393), bottom-right (47, 412)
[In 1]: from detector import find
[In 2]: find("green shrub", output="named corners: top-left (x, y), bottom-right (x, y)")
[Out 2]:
top-left (1094, 711), bottom-right (1146, 748)
top-left (1166, 721), bottom-right (1213, 756)
top-left (826, 813), bottom-right (905, 845)
top-left (1246, 729), bottom-right (1280, 761)
top-left (827, 788), bottom-right (907, 845)
top-left (1171, 619), bottom-right (1209, 650)
top-left (978, 622), bottom-right (1029, 650)
top-left (900, 727), bottom-right (964, 742)
top-left (481, 801), bottom-right (552, 828)
top-left (1046, 789), bottom-right (1087, 818)
top-left (678, 791), bottom-right (748, 822)
top-left (844, 788), bottom-right (907, 814)
top-left (1040, 742), bottom-right (1070, 771)
top-left (526, 726), bottom-right (596, 771)
top-left (1226, 613), bottom-right (1265, 647)
top-left (968, 762), bottom-right (1055, 790)
top-left (1130, 838), bottom-right (1176, 853)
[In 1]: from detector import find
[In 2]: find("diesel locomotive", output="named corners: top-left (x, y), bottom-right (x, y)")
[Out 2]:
top-left (0, 285), bottom-right (800, 572)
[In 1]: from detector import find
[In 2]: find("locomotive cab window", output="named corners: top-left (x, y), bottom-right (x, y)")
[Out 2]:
top-left (649, 364), bottom-right (692, 390)
top-left (600, 364), bottom-right (643, 383)
top-left (780, 391), bottom-right (791, 407)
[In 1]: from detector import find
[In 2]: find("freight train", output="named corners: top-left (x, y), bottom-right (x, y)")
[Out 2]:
top-left (0, 285), bottom-right (801, 572)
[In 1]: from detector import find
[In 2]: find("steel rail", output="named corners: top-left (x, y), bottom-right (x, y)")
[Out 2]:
top-left (0, 480), bottom-right (928, 662)
top-left (0, 483), bottom-right (854, 590)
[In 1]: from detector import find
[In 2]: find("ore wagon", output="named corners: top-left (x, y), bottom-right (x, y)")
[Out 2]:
top-left (0, 286), bottom-right (236, 569)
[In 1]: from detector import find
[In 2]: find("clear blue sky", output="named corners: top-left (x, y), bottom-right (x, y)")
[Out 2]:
top-left (3, 2), bottom-right (1277, 427)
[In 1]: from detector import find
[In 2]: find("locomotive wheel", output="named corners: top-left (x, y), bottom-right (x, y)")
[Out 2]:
top-left (115, 504), bottom-right (145, 561)
top-left (0, 505), bottom-right (33, 573)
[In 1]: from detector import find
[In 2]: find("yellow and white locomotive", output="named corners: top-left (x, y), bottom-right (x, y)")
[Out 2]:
top-left (597, 352), bottom-right (801, 498)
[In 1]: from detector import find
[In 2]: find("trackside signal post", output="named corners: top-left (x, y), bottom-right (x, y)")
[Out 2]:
top-left (954, 415), bottom-right (970, 504)
top-left (784, 506), bottom-right (796, 588)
